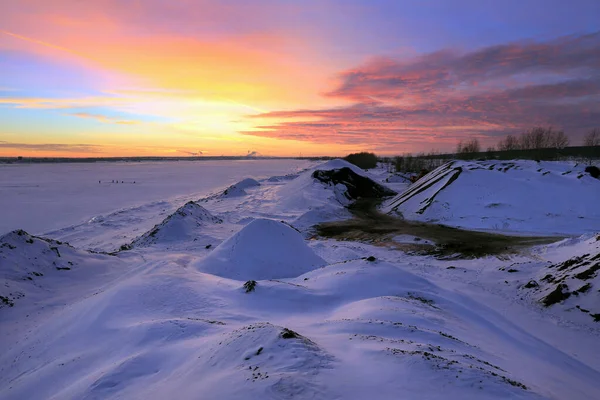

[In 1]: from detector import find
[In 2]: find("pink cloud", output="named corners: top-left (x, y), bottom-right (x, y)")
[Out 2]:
top-left (244, 32), bottom-right (600, 152)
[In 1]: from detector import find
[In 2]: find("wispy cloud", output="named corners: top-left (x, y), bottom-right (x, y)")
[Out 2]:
top-left (244, 32), bottom-right (600, 152)
top-left (0, 95), bottom-right (129, 109)
top-left (0, 29), bottom-right (96, 62)
top-left (70, 112), bottom-right (139, 125)
top-left (0, 142), bottom-right (104, 153)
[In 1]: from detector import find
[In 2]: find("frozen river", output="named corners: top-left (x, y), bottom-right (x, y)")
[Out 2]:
top-left (0, 159), bottom-right (313, 236)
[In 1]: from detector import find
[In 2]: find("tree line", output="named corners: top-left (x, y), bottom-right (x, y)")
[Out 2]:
top-left (457, 127), bottom-right (600, 156)
top-left (343, 127), bottom-right (600, 173)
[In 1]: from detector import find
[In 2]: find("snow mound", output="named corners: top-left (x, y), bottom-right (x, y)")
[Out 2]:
top-left (522, 234), bottom-right (600, 323)
top-left (131, 201), bottom-right (221, 247)
top-left (220, 178), bottom-right (261, 197)
top-left (199, 322), bottom-right (332, 381)
top-left (382, 160), bottom-right (600, 235)
top-left (194, 218), bottom-right (326, 280)
top-left (0, 230), bottom-right (118, 308)
top-left (270, 160), bottom-right (395, 230)
top-left (0, 230), bottom-right (79, 278)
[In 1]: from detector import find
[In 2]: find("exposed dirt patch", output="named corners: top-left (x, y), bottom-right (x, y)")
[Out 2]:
top-left (315, 199), bottom-right (559, 258)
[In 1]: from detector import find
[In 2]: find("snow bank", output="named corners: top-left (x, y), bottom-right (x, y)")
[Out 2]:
top-left (383, 160), bottom-right (600, 235)
top-left (194, 218), bottom-right (326, 280)
top-left (131, 201), bottom-right (221, 247)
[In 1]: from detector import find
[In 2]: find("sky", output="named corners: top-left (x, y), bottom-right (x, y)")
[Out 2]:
top-left (1, 0), bottom-right (599, 157)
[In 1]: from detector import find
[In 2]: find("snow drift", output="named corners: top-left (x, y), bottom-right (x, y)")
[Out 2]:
top-left (194, 218), bottom-right (326, 280)
top-left (383, 160), bottom-right (600, 235)
top-left (131, 201), bottom-right (221, 247)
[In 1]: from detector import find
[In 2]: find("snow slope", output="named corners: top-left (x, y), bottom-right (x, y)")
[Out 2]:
top-left (382, 160), bottom-right (600, 235)
top-left (3, 251), bottom-right (598, 399)
top-left (1, 159), bottom-right (599, 400)
top-left (519, 234), bottom-right (600, 324)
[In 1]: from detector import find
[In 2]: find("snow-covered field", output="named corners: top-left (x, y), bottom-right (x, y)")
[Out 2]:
top-left (1, 159), bottom-right (599, 399)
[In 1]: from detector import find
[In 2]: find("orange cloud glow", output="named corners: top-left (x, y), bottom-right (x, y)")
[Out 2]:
top-left (1, 1), bottom-right (598, 156)
top-left (0, 1), bottom-right (346, 156)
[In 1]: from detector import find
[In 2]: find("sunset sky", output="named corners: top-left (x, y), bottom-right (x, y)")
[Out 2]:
top-left (1, 1), bottom-right (599, 157)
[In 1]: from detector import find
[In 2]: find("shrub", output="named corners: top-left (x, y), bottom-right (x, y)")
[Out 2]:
top-left (243, 280), bottom-right (257, 293)
top-left (343, 152), bottom-right (378, 169)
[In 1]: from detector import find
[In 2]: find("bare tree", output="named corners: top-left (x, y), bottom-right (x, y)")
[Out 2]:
top-left (517, 126), bottom-right (567, 149)
top-left (550, 129), bottom-right (569, 149)
top-left (497, 134), bottom-right (519, 151)
top-left (583, 128), bottom-right (600, 146)
top-left (520, 127), bottom-right (549, 149)
top-left (459, 138), bottom-right (480, 154)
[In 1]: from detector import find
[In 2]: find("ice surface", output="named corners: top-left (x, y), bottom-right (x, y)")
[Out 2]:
top-left (0, 159), bottom-right (314, 236)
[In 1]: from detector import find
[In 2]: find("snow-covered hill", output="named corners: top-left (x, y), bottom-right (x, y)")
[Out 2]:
top-left (382, 160), bottom-right (600, 235)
